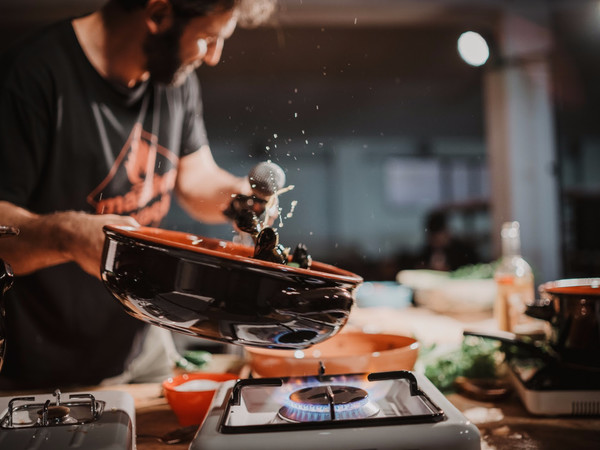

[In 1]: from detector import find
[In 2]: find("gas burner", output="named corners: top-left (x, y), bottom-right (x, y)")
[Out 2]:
top-left (278, 385), bottom-right (379, 422)
top-left (1, 389), bottom-right (102, 429)
top-left (192, 370), bottom-right (481, 450)
top-left (507, 357), bottom-right (600, 415)
top-left (0, 389), bottom-right (136, 450)
top-left (36, 404), bottom-right (77, 425)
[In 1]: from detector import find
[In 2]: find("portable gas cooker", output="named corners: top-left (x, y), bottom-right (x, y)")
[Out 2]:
top-left (191, 369), bottom-right (480, 450)
top-left (507, 355), bottom-right (600, 416)
top-left (0, 388), bottom-right (136, 449)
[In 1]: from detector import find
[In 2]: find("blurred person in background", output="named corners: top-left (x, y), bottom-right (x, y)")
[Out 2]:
top-left (416, 210), bottom-right (480, 272)
top-left (0, 0), bottom-right (276, 389)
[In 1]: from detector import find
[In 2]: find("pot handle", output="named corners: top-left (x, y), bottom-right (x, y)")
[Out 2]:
top-left (463, 329), bottom-right (555, 362)
top-left (0, 227), bottom-right (17, 373)
top-left (0, 259), bottom-right (14, 296)
top-left (0, 226), bottom-right (19, 238)
top-left (0, 259), bottom-right (13, 373)
top-left (524, 298), bottom-right (555, 322)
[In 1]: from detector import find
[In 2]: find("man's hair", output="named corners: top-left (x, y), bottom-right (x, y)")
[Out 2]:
top-left (112, 0), bottom-right (276, 27)
top-left (113, 0), bottom-right (234, 13)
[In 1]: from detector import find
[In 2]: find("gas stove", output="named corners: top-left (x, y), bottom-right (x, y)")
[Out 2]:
top-left (507, 356), bottom-right (600, 416)
top-left (0, 389), bottom-right (136, 449)
top-left (191, 370), bottom-right (480, 450)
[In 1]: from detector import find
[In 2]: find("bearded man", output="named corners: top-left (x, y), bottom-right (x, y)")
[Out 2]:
top-left (0, 0), bottom-right (275, 389)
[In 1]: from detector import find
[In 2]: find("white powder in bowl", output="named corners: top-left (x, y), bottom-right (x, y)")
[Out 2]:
top-left (174, 379), bottom-right (221, 392)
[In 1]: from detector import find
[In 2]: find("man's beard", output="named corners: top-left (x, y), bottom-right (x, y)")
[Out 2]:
top-left (143, 20), bottom-right (193, 87)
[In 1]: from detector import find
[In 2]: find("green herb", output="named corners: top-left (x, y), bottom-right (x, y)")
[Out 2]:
top-left (449, 261), bottom-right (499, 279)
top-left (175, 350), bottom-right (213, 371)
top-left (422, 336), bottom-right (500, 392)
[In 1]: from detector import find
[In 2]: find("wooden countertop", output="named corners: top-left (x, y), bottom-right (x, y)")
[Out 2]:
top-left (2, 307), bottom-right (600, 449)
top-left (447, 392), bottom-right (600, 450)
top-left (2, 365), bottom-right (599, 450)
top-left (95, 375), bottom-right (600, 450)
top-left (112, 383), bottom-right (187, 450)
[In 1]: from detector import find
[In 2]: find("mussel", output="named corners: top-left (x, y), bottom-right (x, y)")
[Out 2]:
top-left (290, 243), bottom-right (312, 269)
top-left (224, 195), bottom-right (312, 268)
top-left (253, 227), bottom-right (288, 264)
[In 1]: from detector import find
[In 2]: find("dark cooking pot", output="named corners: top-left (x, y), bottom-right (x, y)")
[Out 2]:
top-left (466, 277), bottom-right (600, 370)
top-left (0, 225), bottom-right (18, 372)
top-left (526, 278), bottom-right (600, 368)
top-left (101, 225), bottom-right (363, 349)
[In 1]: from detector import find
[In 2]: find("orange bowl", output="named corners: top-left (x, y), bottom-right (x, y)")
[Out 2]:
top-left (162, 373), bottom-right (238, 426)
top-left (245, 331), bottom-right (419, 378)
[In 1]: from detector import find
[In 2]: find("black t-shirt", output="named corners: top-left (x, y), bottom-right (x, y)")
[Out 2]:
top-left (0, 20), bottom-right (208, 388)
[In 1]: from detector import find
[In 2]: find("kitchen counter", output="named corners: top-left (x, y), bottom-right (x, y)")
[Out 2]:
top-left (114, 383), bottom-right (186, 450)
top-left (2, 306), bottom-right (599, 449)
top-left (129, 307), bottom-right (600, 450)
top-left (96, 363), bottom-right (600, 450)
top-left (447, 392), bottom-right (600, 450)
top-left (2, 364), bottom-right (599, 450)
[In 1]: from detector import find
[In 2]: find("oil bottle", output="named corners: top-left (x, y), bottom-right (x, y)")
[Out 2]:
top-left (493, 221), bottom-right (538, 334)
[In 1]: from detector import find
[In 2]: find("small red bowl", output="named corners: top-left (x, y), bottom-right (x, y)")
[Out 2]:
top-left (162, 373), bottom-right (238, 426)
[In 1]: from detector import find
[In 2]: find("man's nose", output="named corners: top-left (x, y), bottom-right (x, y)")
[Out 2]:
top-left (203, 38), bottom-right (224, 66)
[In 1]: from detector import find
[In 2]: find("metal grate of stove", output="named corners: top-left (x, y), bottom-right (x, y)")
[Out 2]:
top-left (1, 389), bottom-right (104, 428)
top-left (191, 370), bottom-right (481, 450)
top-left (0, 389), bottom-right (136, 450)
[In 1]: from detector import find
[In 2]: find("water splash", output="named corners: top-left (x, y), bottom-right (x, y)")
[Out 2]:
top-left (262, 185), bottom-right (296, 229)
top-left (286, 200), bottom-right (298, 219)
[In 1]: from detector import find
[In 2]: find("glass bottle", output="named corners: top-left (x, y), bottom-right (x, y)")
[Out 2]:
top-left (493, 221), bottom-right (538, 334)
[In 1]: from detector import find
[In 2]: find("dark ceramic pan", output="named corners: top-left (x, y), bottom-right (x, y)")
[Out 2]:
top-left (101, 225), bottom-right (363, 349)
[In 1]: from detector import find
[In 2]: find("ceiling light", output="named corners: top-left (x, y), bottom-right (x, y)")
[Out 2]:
top-left (457, 31), bottom-right (490, 67)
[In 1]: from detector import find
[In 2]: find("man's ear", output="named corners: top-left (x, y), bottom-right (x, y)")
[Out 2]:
top-left (145, 0), bottom-right (174, 34)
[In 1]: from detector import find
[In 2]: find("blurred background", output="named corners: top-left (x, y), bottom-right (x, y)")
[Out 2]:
top-left (2, 0), bottom-right (600, 284)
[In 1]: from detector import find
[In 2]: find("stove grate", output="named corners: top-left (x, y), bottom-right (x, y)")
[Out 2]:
top-left (0, 389), bottom-right (104, 429)
top-left (220, 370), bottom-right (445, 434)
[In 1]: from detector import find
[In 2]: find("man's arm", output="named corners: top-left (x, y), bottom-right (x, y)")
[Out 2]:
top-left (0, 201), bottom-right (138, 278)
top-left (174, 145), bottom-right (252, 223)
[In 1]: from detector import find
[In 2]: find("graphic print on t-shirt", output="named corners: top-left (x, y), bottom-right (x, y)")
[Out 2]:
top-left (87, 123), bottom-right (179, 226)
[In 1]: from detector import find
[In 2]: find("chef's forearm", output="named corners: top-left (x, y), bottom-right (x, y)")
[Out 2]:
top-left (175, 146), bottom-right (252, 224)
top-left (0, 200), bottom-right (69, 274)
top-left (0, 201), bottom-right (139, 278)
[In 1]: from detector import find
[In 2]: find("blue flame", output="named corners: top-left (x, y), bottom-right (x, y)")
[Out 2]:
top-left (280, 394), bottom-right (374, 422)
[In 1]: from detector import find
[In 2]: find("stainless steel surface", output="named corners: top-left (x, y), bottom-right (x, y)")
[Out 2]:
top-left (191, 371), bottom-right (481, 450)
top-left (0, 389), bottom-right (136, 450)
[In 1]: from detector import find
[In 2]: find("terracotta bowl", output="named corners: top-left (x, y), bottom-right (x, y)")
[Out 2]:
top-left (101, 225), bottom-right (363, 349)
top-left (162, 372), bottom-right (238, 426)
top-left (244, 331), bottom-right (420, 378)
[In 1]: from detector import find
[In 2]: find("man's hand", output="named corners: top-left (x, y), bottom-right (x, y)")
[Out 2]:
top-left (52, 211), bottom-right (139, 278)
top-left (0, 201), bottom-right (139, 279)
top-left (175, 146), bottom-right (253, 224)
